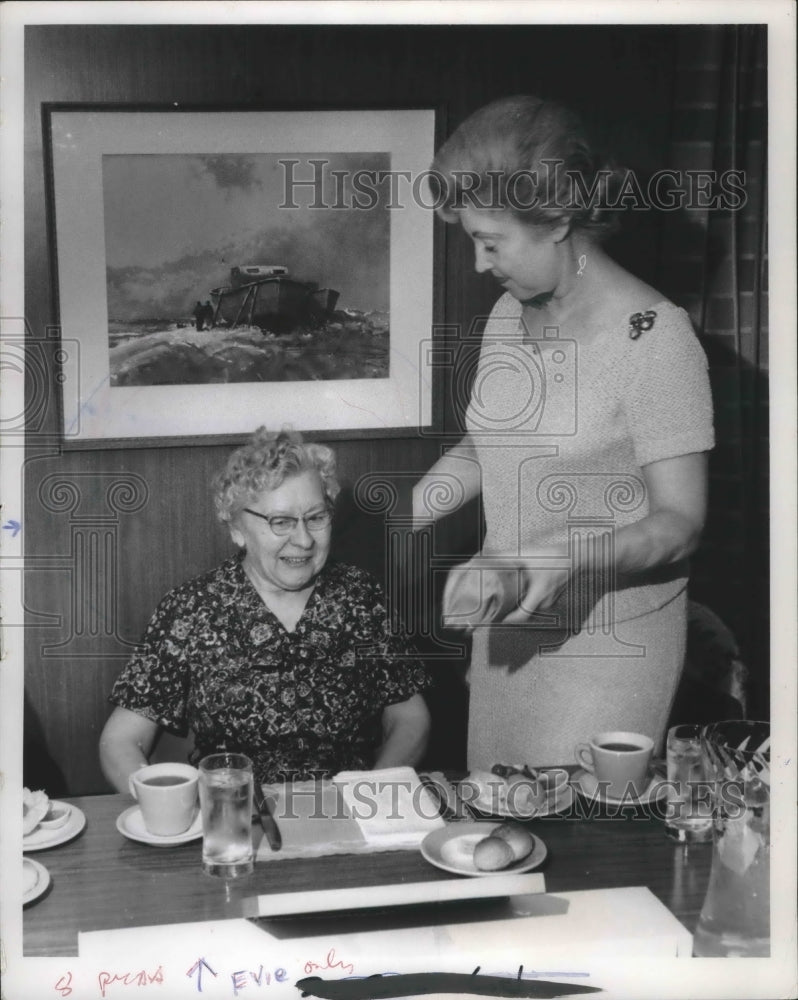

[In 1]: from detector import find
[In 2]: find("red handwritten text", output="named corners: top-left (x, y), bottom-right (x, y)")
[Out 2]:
top-left (303, 948), bottom-right (354, 977)
top-left (97, 966), bottom-right (164, 998)
top-left (54, 972), bottom-right (73, 997)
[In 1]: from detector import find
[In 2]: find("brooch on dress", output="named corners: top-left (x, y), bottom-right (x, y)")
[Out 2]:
top-left (629, 310), bottom-right (657, 340)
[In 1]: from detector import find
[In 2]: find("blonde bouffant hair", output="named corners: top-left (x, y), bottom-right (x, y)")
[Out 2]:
top-left (430, 94), bottom-right (624, 239)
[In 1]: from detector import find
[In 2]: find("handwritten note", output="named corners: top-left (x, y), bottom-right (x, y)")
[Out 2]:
top-left (48, 950), bottom-right (598, 1000)
top-left (55, 887), bottom-right (692, 999)
top-left (51, 960), bottom-right (595, 1000)
top-left (98, 967), bottom-right (164, 998)
top-left (186, 957), bottom-right (288, 995)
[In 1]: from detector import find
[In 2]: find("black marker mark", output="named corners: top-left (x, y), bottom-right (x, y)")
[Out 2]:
top-left (297, 970), bottom-right (602, 999)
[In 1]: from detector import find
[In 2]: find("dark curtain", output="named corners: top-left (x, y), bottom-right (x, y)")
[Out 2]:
top-left (661, 26), bottom-right (769, 716)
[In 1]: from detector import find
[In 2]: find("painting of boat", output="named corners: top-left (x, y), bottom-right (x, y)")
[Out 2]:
top-left (108, 262), bottom-right (387, 387)
top-left (211, 264), bottom-right (340, 333)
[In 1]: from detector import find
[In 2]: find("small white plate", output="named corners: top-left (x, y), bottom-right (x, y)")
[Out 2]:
top-left (23, 857), bottom-right (51, 905)
top-left (421, 822), bottom-right (547, 877)
top-left (467, 781), bottom-right (574, 819)
top-left (571, 768), bottom-right (668, 805)
top-left (23, 803), bottom-right (86, 852)
top-left (116, 805), bottom-right (202, 847)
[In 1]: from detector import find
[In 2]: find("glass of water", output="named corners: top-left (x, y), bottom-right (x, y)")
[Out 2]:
top-left (693, 720), bottom-right (770, 957)
top-left (198, 752), bottom-right (254, 878)
top-left (664, 724), bottom-right (713, 843)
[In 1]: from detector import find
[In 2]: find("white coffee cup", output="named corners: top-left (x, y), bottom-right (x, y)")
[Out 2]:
top-left (574, 731), bottom-right (654, 799)
top-left (129, 762), bottom-right (199, 836)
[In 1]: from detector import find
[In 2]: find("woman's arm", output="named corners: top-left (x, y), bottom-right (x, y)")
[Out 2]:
top-left (99, 706), bottom-right (161, 793)
top-left (610, 451), bottom-right (708, 571)
top-left (374, 693), bottom-right (431, 769)
top-left (412, 434), bottom-right (482, 527)
top-left (504, 451), bottom-right (708, 622)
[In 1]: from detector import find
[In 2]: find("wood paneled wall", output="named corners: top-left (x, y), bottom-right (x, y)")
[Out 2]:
top-left (23, 23), bottom-right (702, 795)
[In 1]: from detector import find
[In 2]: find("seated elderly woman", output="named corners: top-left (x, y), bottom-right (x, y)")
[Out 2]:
top-left (99, 428), bottom-right (431, 790)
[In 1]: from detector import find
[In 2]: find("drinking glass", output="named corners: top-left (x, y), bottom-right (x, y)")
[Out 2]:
top-left (198, 752), bottom-right (254, 878)
top-left (664, 724), bottom-right (713, 843)
top-left (693, 720), bottom-right (770, 957)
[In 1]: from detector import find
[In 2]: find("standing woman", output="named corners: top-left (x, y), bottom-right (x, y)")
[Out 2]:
top-left (414, 96), bottom-right (714, 768)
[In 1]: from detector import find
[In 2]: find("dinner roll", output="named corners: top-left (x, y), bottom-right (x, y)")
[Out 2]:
top-left (473, 836), bottom-right (515, 871)
top-left (490, 821), bottom-right (535, 861)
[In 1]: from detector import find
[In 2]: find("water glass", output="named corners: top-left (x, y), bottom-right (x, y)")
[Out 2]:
top-left (198, 752), bottom-right (254, 878)
top-left (664, 724), bottom-right (713, 843)
top-left (693, 720), bottom-right (770, 957)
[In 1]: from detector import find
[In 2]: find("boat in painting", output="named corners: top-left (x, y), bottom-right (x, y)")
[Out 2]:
top-left (210, 264), bottom-right (340, 333)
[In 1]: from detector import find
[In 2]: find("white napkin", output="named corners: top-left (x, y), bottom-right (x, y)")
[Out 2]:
top-left (442, 559), bottom-right (521, 628)
top-left (332, 767), bottom-right (445, 848)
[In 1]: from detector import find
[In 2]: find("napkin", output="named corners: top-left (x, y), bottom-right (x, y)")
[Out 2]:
top-left (255, 780), bottom-right (365, 861)
top-left (442, 559), bottom-right (521, 628)
top-left (333, 767), bottom-right (445, 848)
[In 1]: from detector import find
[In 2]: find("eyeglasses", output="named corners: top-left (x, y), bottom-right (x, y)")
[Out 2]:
top-left (242, 506), bottom-right (333, 536)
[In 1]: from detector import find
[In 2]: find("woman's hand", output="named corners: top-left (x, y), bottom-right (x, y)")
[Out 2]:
top-left (502, 547), bottom-right (571, 625)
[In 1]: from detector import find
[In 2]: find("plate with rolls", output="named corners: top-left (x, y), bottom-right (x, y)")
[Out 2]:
top-left (459, 764), bottom-right (572, 819)
top-left (421, 821), bottom-right (547, 877)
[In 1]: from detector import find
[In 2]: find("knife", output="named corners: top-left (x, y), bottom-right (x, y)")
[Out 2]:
top-left (253, 784), bottom-right (282, 851)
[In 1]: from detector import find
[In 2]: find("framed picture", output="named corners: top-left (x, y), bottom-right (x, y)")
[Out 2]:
top-left (44, 105), bottom-right (439, 447)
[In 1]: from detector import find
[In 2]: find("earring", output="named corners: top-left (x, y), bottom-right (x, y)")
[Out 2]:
top-left (577, 254), bottom-right (587, 277)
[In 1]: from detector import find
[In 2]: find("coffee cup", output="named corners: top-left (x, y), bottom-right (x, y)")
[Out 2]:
top-left (574, 731), bottom-right (654, 799)
top-left (129, 762), bottom-right (199, 836)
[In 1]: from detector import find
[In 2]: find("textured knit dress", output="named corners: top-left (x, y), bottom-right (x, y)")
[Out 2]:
top-left (465, 294), bottom-right (715, 768)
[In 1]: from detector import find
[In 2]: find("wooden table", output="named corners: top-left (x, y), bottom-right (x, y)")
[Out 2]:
top-left (23, 792), bottom-right (713, 957)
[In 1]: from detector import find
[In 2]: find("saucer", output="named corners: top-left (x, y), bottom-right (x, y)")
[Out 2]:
top-left (571, 768), bottom-right (667, 805)
top-left (23, 803), bottom-right (86, 852)
top-left (421, 822), bottom-right (547, 877)
top-left (23, 857), bottom-right (51, 905)
top-left (116, 806), bottom-right (202, 846)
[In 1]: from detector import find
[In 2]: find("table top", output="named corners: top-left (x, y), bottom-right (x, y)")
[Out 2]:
top-left (23, 790), bottom-right (713, 957)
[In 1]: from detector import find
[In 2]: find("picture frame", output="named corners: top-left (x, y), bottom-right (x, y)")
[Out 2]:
top-left (43, 104), bottom-right (439, 448)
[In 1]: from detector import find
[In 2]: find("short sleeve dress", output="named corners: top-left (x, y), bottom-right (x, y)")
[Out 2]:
top-left (465, 295), bottom-right (714, 768)
top-left (109, 557), bottom-right (432, 783)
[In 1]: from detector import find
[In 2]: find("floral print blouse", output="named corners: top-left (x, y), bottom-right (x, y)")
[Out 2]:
top-left (110, 557), bottom-right (432, 783)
